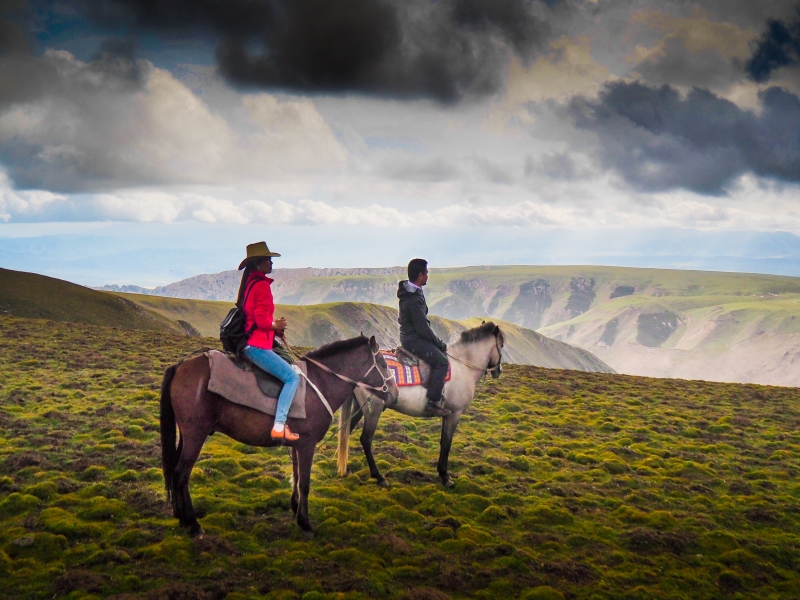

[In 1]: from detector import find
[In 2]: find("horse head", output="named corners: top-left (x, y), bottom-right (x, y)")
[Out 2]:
top-left (364, 335), bottom-right (400, 403)
top-left (488, 324), bottom-right (504, 379)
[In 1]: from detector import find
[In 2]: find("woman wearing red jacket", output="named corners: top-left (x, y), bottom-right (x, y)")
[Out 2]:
top-left (237, 241), bottom-right (301, 441)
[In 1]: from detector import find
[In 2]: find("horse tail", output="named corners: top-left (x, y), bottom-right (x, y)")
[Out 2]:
top-left (337, 393), bottom-right (354, 476)
top-left (160, 364), bottom-right (179, 506)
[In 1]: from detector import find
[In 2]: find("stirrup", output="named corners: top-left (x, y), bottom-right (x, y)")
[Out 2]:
top-left (424, 399), bottom-right (450, 417)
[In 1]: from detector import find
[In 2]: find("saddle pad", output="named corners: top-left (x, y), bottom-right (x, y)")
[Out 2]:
top-left (206, 350), bottom-right (307, 419)
top-left (382, 351), bottom-right (452, 388)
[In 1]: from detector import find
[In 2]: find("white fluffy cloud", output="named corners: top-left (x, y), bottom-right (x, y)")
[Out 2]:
top-left (0, 50), bottom-right (346, 191)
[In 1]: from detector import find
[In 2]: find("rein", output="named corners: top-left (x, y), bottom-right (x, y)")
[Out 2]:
top-left (281, 338), bottom-right (395, 425)
top-left (304, 346), bottom-right (394, 396)
top-left (446, 336), bottom-right (503, 375)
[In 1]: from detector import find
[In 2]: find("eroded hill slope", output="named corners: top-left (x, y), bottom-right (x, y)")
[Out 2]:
top-left (114, 293), bottom-right (613, 372)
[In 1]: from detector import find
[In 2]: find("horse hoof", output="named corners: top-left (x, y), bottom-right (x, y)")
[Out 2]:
top-left (376, 478), bottom-right (389, 488)
top-left (190, 525), bottom-right (205, 538)
top-left (302, 529), bottom-right (315, 540)
top-left (440, 475), bottom-right (455, 488)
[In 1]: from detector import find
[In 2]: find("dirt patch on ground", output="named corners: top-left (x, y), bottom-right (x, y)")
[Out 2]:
top-left (2, 451), bottom-right (50, 473)
top-left (624, 528), bottom-right (696, 555)
top-left (399, 587), bottom-right (450, 600)
top-left (146, 583), bottom-right (212, 600)
top-left (192, 534), bottom-right (239, 555)
top-left (540, 559), bottom-right (598, 584)
top-left (52, 570), bottom-right (104, 595)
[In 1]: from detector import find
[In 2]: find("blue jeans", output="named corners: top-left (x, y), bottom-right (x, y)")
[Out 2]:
top-left (243, 345), bottom-right (300, 425)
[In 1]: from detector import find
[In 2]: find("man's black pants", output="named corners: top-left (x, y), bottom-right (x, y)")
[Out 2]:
top-left (402, 337), bottom-right (449, 401)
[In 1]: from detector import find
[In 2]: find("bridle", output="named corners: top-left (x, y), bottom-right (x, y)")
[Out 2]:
top-left (304, 343), bottom-right (396, 400)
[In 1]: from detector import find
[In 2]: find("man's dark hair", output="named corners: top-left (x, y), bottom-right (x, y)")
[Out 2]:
top-left (408, 258), bottom-right (428, 282)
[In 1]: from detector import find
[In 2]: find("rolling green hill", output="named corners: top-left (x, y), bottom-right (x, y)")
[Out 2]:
top-left (113, 293), bottom-right (613, 373)
top-left (0, 268), bottom-right (187, 334)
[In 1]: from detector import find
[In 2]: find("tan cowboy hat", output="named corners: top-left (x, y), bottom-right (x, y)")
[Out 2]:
top-left (238, 241), bottom-right (281, 270)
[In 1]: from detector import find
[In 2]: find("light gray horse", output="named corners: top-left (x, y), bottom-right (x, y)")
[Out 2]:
top-left (337, 322), bottom-right (504, 488)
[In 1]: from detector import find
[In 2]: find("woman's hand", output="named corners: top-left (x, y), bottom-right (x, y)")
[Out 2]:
top-left (272, 317), bottom-right (288, 336)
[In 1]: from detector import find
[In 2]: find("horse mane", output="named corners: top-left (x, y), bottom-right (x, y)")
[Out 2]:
top-left (304, 336), bottom-right (369, 360)
top-left (458, 321), bottom-right (505, 345)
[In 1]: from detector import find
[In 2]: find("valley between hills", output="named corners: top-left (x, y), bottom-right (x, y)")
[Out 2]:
top-left (101, 265), bottom-right (800, 387)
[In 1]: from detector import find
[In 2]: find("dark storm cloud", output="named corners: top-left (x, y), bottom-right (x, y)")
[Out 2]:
top-left (633, 37), bottom-right (744, 91)
top-left (568, 81), bottom-right (800, 195)
top-left (746, 11), bottom-right (800, 82)
top-left (89, 36), bottom-right (144, 83)
top-left (0, 0), bottom-right (29, 53)
top-left (83, 0), bottom-right (557, 103)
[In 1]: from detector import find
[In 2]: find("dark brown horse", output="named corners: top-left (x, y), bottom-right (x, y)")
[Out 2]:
top-left (159, 335), bottom-right (398, 539)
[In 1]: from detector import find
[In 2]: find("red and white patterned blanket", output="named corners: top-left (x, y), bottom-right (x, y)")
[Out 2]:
top-left (382, 351), bottom-right (452, 387)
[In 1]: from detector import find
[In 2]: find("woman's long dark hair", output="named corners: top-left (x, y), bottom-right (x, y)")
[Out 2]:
top-left (237, 263), bottom-right (256, 305)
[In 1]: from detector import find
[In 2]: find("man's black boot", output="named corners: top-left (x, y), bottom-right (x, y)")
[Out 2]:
top-left (424, 395), bottom-right (450, 416)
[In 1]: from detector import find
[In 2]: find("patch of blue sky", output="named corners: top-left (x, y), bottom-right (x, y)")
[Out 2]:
top-left (26, 3), bottom-right (217, 69)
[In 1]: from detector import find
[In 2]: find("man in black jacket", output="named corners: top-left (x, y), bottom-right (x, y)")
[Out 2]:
top-left (398, 258), bottom-right (451, 417)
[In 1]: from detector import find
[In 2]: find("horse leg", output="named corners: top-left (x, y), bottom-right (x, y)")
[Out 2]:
top-left (437, 411), bottom-right (463, 488)
top-left (290, 447), bottom-right (299, 516)
top-left (294, 442), bottom-right (316, 539)
top-left (173, 430), bottom-right (208, 536)
top-left (359, 397), bottom-right (388, 487)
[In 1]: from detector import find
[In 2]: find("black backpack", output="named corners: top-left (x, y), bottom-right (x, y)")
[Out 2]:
top-left (220, 279), bottom-right (260, 355)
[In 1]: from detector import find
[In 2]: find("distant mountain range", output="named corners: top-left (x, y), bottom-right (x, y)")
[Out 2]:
top-left (99, 265), bottom-right (800, 386)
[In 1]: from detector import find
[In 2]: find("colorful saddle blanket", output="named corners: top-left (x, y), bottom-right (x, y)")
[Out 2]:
top-left (382, 351), bottom-right (452, 388)
top-left (205, 350), bottom-right (307, 418)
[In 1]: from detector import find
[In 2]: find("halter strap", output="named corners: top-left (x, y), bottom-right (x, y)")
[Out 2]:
top-left (446, 337), bottom-right (503, 374)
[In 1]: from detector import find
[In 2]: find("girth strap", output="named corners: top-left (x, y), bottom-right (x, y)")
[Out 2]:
top-left (294, 365), bottom-right (334, 419)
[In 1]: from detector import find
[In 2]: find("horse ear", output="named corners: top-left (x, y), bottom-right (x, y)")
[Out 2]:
top-left (360, 330), bottom-right (364, 337)
top-left (493, 325), bottom-right (500, 335)
top-left (369, 335), bottom-right (379, 351)
top-left (481, 320), bottom-right (485, 325)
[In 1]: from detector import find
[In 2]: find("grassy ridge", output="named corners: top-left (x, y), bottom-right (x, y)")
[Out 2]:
top-left (1, 315), bottom-right (799, 598)
top-left (0, 268), bottom-right (183, 333)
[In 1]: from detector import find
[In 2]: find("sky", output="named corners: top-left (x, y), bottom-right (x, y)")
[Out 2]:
top-left (1, 0), bottom-right (800, 286)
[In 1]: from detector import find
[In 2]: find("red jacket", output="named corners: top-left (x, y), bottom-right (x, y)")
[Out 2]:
top-left (243, 271), bottom-right (275, 350)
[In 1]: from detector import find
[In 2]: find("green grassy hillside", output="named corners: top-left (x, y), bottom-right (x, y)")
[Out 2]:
top-left (113, 293), bottom-right (612, 373)
top-left (1, 315), bottom-right (799, 599)
top-left (0, 268), bottom-right (185, 334)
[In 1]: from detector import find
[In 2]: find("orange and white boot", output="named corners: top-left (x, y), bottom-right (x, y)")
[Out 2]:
top-left (271, 423), bottom-right (300, 442)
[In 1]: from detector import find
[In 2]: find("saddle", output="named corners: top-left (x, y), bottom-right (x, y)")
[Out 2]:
top-left (230, 354), bottom-right (285, 397)
top-left (382, 348), bottom-right (451, 388)
top-left (205, 350), bottom-right (307, 418)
